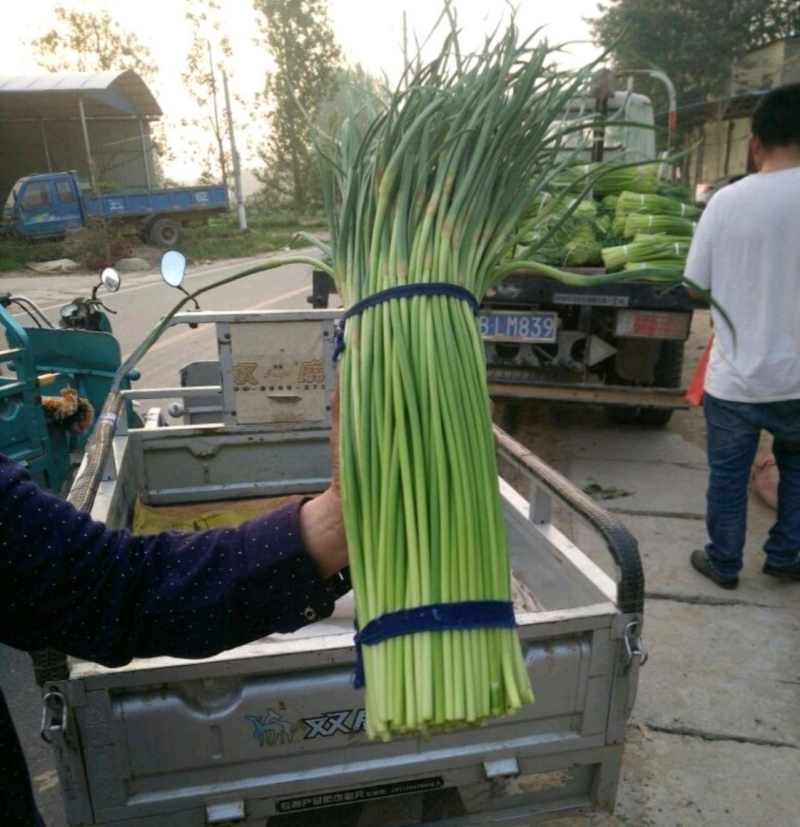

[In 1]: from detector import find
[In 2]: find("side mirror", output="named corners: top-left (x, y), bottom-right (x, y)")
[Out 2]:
top-left (161, 250), bottom-right (187, 288)
top-left (100, 267), bottom-right (121, 293)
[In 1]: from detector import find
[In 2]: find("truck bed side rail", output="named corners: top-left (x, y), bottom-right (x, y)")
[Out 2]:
top-left (494, 425), bottom-right (644, 615)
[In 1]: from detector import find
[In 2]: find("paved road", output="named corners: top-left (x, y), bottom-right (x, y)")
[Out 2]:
top-left (2, 251), bottom-right (330, 396)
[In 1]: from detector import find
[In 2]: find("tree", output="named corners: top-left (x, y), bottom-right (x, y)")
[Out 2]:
top-left (29, 4), bottom-right (157, 83)
top-left (28, 3), bottom-right (170, 182)
top-left (588, 0), bottom-right (800, 111)
top-left (181, 0), bottom-right (239, 188)
top-left (253, 0), bottom-right (341, 213)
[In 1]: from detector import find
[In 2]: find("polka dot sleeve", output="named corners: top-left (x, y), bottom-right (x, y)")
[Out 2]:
top-left (0, 454), bottom-right (339, 666)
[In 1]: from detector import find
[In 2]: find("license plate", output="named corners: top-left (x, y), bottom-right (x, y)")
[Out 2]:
top-left (479, 311), bottom-right (557, 343)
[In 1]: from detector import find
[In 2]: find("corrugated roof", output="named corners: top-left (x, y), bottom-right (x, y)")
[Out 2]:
top-left (655, 91), bottom-right (764, 130)
top-left (0, 69), bottom-right (162, 120)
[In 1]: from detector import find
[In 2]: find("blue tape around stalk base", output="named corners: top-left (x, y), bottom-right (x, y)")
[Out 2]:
top-left (352, 600), bottom-right (516, 689)
top-left (333, 283), bottom-right (480, 363)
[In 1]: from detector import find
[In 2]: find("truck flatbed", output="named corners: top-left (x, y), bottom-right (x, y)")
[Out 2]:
top-left (45, 309), bottom-right (646, 826)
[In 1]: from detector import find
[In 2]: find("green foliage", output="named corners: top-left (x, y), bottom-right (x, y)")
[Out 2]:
top-left (0, 221), bottom-right (131, 273)
top-left (253, 0), bottom-right (341, 213)
top-left (520, 198), bottom-right (605, 267)
top-left (0, 253), bottom-right (21, 273)
top-left (0, 241), bottom-right (62, 273)
top-left (29, 4), bottom-right (158, 81)
top-left (178, 213), bottom-right (317, 260)
top-left (181, 0), bottom-right (236, 188)
top-left (656, 180), bottom-right (693, 203)
top-left (62, 220), bottom-right (133, 270)
top-left (27, 4), bottom-right (171, 176)
top-left (588, 0), bottom-right (800, 111)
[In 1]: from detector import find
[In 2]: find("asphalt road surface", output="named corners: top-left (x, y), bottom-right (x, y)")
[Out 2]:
top-left (2, 250), bottom-right (332, 392)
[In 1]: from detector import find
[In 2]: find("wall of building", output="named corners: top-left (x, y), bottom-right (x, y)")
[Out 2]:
top-left (700, 116), bottom-right (752, 182)
top-left (734, 38), bottom-right (800, 93)
top-left (783, 40), bottom-right (800, 85)
top-left (734, 40), bottom-right (787, 94)
top-left (0, 118), bottom-right (154, 197)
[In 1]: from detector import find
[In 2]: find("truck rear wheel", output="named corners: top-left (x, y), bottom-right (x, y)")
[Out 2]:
top-left (637, 340), bottom-right (684, 426)
top-left (604, 340), bottom-right (685, 427)
top-left (149, 218), bottom-right (182, 248)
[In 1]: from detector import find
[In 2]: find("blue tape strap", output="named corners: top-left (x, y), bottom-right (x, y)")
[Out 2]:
top-left (333, 283), bottom-right (480, 363)
top-left (344, 283), bottom-right (480, 320)
top-left (352, 600), bottom-right (516, 689)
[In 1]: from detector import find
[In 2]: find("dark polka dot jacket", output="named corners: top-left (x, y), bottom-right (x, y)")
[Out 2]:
top-left (0, 454), bottom-right (347, 825)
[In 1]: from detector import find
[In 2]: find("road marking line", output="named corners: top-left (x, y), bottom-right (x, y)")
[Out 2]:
top-left (143, 284), bottom-right (312, 356)
top-left (17, 248), bottom-right (314, 314)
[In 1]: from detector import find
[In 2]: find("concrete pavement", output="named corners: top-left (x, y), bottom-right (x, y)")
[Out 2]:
top-left (515, 409), bottom-right (800, 827)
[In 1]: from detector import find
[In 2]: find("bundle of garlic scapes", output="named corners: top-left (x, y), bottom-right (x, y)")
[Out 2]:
top-left (301, 7), bottom-right (697, 740)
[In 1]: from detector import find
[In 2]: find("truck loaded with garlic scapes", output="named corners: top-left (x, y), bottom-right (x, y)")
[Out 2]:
top-left (309, 82), bottom-right (705, 428)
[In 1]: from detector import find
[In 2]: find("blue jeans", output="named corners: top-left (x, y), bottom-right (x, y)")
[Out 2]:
top-left (704, 393), bottom-right (800, 579)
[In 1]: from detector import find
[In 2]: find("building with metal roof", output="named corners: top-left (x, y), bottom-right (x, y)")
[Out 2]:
top-left (655, 37), bottom-right (800, 191)
top-left (0, 69), bottom-right (162, 197)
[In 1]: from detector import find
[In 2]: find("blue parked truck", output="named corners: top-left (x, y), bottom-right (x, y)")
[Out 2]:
top-left (1, 170), bottom-right (228, 247)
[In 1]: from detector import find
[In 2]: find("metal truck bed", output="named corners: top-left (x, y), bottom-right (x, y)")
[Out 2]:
top-left (49, 309), bottom-right (645, 826)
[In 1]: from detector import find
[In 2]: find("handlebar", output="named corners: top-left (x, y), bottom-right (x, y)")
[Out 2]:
top-left (3, 294), bottom-right (56, 329)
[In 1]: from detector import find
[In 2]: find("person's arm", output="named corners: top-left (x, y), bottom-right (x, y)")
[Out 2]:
top-left (0, 455), bottom-right (348, 667)
top-left (684, 200), bottom-right (716, 299)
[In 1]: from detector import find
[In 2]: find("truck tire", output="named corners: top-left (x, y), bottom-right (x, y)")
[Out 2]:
top-left (149, 218), bottom-right (182, 248)
top-left (637, 340), bottom-right (685, 426)
top-left (604, 404), bottom-right (639, 424)
top-left (603, 358), bottom-right (643, 425)
top-left (604, 340), bottom-right (685, 427)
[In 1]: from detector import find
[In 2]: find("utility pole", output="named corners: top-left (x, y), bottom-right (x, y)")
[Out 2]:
top-left (208, 40), bottom-right (229, 194)
top-left (78, 96), bottom-right (98, 193)
top-left (223, 70), bottom-right (247, 232)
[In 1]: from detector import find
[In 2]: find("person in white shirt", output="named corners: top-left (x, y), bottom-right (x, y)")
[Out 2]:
top-left (684, 83), bottom-right (800, 589)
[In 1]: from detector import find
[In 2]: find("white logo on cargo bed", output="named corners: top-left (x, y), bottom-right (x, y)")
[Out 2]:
top-left (302, 708), bottom-right (366, 739)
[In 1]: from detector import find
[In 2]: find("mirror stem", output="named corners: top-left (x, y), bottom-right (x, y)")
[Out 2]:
top-left (179, 285), bottom-right (200, 310)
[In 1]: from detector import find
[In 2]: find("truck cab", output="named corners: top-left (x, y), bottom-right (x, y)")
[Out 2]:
top-left (557, 91), bottom-right (657, 163)
top-left (1, 171), bottom-right (228, 247)
top-left (1, 171), bottom-right (84, 239)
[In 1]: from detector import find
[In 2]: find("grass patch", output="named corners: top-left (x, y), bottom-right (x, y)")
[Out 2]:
top-left (0, 239), bottom-right (64, 273)
top-left (0, 252), bottom-right (23, 273)
top-left (180, 213), bottom-right (327, 262)
top-left (0, 212), bottom-right (328, 272)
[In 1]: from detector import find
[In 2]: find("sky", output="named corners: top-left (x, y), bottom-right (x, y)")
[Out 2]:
top-left (0, 0), bottom-right (601, 182)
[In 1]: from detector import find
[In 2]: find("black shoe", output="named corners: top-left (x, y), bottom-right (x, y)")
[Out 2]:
top-left (691, 550), bottom-right (739, 590)
top-left (763, 560), bottom-right (800, 581)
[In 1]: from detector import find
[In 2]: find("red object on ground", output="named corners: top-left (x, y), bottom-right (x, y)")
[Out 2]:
top-left (752, 452), bottom-right (779, 510)
top-left (686, 335), bottom-right (713, 406)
